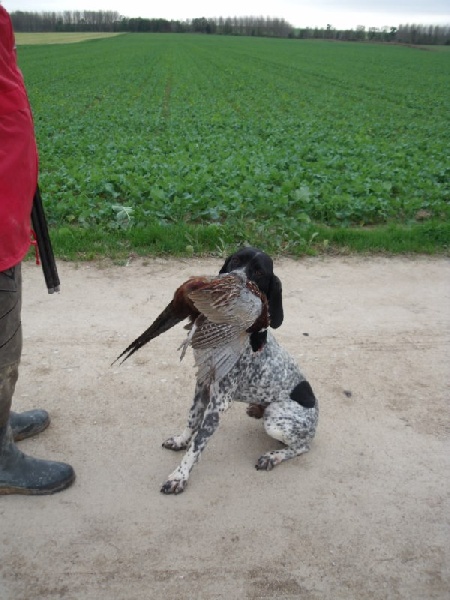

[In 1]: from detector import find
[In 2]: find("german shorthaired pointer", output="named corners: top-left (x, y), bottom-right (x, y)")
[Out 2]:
top-left (161, 247), bottom-right (318, 494)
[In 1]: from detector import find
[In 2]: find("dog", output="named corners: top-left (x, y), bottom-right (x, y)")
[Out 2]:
top-left (160, 246), bottom-right (318, 494)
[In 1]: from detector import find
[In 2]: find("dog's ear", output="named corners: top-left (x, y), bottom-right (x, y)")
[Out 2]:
top-left (268, 275), bottom-right (283, 329)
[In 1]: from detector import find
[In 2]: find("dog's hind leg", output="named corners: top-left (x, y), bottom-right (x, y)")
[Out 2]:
top-left (256, 397), bottom-right (318, 471)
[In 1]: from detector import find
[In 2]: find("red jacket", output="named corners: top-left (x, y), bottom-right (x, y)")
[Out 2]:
top-left (0, 6), bottom-right (38, 271)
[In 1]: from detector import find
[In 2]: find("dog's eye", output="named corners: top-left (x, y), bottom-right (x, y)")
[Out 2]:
top-left (230, 257), bottom-right (240, 269)
top-left (253, 269), bottom-right (263, 277)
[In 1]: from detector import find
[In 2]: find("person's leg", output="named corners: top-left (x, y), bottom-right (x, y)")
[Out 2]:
top-left (0, 264), bottom-right (75, 494)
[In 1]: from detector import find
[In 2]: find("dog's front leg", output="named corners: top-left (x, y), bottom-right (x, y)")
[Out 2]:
top-left (161, 384), bottom-right (234, 494)
top-left (162, 382), bottom-right (210, 451)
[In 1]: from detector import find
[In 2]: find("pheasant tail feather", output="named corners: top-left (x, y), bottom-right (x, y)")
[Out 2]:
top-left (112, 301), bottom-right (182, 365)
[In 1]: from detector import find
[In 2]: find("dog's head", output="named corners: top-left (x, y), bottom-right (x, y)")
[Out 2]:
top-left (219, 246), bottom-right (283, 329)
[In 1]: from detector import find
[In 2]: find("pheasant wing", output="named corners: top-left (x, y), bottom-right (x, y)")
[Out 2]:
top-left (188, 272), bottom-right (263, 329)
top-left (190, 319), bottom-right (247, 385)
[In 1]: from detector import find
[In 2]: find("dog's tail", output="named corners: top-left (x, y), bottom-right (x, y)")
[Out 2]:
top-left (112, 301), bottom-right (184, 365)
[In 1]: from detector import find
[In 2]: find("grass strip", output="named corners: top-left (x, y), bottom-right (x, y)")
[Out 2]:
top-left (44, 221), bottom-right (450, 261)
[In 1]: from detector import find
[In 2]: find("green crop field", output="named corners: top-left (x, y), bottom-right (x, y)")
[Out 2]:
top-left (17, 34), bottom-right (450, 257)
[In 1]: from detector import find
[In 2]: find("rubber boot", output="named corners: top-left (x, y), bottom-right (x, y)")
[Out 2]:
top-left (10, 409), bottom-right (51, 441)
top-left (0, 363), bottom-right (75, 495)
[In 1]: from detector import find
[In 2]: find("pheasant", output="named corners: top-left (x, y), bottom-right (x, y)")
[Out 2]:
top-left (114, 271), bottom-right (270, 385)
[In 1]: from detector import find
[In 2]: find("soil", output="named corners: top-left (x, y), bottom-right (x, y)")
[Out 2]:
top-left (1, 255), bottom-right (449, 600)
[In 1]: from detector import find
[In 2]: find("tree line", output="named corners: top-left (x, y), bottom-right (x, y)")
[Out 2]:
top-left (10, 11), bottom-right (450, 45)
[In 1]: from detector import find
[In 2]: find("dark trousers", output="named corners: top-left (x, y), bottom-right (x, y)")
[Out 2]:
top-left (0, 264), bottom-right (22, 427)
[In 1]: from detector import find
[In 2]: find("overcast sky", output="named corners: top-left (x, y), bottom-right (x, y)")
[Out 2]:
top-left (3, 0), bottom-right (449, 29)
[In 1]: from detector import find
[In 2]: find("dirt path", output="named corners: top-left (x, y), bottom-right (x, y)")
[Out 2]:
top-left (1, 256), bottom-right (449, 600)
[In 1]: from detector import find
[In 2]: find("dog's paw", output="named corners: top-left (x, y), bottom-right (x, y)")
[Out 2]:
top-left (162, 436), bottom-right (188, 451)
top-left (255, 453), bottom-right (281, 471)
top-left (160, 478), bottom-right (187, 494)
top-left (246, 403), bottom-right (267, 419)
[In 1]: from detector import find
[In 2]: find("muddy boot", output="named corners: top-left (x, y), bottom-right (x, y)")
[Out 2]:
top-left (10, 409), bottom-right (51, 441)
top-left (0, 363), bottom-right (75, 495)
top-left (0, 424), bottom-right (75, 495)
